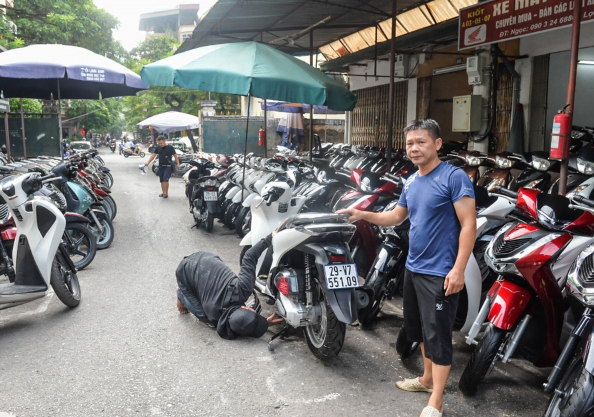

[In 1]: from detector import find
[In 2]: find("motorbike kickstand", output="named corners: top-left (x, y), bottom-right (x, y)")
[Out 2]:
top-left (267, 325), bottom-right (290, 352)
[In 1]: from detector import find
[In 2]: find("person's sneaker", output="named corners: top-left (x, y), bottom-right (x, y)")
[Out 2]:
top-left (163, 194), bottom-right (168, 198)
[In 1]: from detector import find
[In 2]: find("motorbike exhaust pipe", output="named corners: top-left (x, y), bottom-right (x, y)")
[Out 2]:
top-left (355, 287), bottom-right (372, 309)
top-left (466, 296), bottom-right (492, 345)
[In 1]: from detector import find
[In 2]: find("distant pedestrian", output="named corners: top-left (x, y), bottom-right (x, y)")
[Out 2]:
top-left (144, 136), bottom-right (180, 198)
top-left (118, 141), bottom-right (124, 155)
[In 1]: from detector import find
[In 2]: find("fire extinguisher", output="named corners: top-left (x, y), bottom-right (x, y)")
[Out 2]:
top-left (550, 104), bottom-right (572, 160)
top-left (258, 127), bottom-right (265, 147)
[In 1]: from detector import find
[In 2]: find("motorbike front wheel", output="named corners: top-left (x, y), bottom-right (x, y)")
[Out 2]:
top-left (103, 172), bottom-right (114, 189)
top-left (224, 202), bottom-right (239, 230)
top-left (89, 218), bottom-right (115, 250)
top-left (140, 152), bottom-right (146, 158)
top-left (458, 323), bottom-right (506, 396)
top-left (123, 153), bottom-right (129, 158)
top-left (102, 195), bottom-right (117, 221)
top-left (304, 294), bottom-right (346, 361)
top-left (396, 325), bottom-right (421, 359)
top-left (64, 223), bottom-right (97, 270)
top-left (235, 207), bottom-right (251, 238)
top-left (50, 251), bottom-right (81, 308)
top-left (205, 212), bottom-right (214, 232)
top-left (544, 356), bottom-right (594, 417)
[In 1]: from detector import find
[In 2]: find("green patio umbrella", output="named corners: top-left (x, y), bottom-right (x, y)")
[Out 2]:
top-left (141, 41), bottom-right (356, 112)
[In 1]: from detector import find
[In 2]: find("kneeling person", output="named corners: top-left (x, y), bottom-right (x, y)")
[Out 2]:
top-left (176, 234), bottom-right (283, 339)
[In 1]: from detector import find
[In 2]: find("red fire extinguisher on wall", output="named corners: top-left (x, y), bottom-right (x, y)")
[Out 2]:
top-left (259, 127), bottom-right (265, 147)
top-left (550, 104), bottom-right (572, 160)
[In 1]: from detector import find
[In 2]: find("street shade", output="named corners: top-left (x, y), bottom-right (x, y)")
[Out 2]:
top-left (0, 44), bottom-right (149, 159)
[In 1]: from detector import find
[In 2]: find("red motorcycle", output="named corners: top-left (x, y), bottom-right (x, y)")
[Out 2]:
top-left (459, 186), bottom-right (594, 395)
top-left (332, 169), bottom-right (400, 276)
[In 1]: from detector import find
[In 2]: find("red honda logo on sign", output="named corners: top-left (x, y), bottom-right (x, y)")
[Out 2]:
top-left (464, 25), bottom-right (486, 46)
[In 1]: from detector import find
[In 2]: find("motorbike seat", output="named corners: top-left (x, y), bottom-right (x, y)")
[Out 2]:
top-left (279, 213), bottom-right (351, 232)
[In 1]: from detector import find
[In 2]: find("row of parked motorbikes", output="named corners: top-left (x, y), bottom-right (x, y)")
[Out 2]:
top-left (0, 149), bottom-right (116, 318)
top-left (178, 127), bottom-right (594, 415)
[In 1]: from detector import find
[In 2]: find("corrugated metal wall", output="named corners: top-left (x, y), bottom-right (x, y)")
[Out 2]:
top-left (351, 81), bottom-right (408, 148)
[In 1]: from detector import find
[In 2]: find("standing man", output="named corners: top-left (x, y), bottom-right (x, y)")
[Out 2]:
top-left (119, 140), bottom-right (124, 155)
top-left (145, 135), bottom-right (180, 198)
top-left (337, 119), bottom-right (475, 417)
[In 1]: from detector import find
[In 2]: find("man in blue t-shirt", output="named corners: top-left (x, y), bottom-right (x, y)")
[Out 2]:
top-left (338, 119), bottom-right (476, 417)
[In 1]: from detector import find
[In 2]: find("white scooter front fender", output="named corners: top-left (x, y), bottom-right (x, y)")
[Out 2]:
top-left (242, 192), bottom-right (259, 208)
top-left (460, 253), bottom-right (481, 333)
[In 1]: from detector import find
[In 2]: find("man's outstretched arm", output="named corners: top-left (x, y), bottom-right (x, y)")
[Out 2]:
top-left (336, 204), bottom-right (408, 226)
top-left (235, 234), bottom-right (273, 303)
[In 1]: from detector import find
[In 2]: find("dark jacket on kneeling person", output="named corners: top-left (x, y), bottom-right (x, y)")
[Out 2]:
top-left (175, 235), bottom-right (272, 339)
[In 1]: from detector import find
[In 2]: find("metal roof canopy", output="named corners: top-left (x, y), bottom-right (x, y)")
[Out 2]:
top-left (176, 0), bottom-right (424, 55)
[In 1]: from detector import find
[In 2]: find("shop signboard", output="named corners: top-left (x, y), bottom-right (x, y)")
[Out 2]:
top-left (458, 0), bottom-right (594, 50)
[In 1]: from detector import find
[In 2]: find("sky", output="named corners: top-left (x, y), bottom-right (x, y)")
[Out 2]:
top-left (92, 0), bottom-right (216, 51)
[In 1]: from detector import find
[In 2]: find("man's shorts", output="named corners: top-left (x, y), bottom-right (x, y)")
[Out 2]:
top-left (402, 268), bottom-right (460, 366)
top-left (158, 166), bottom-right (172, 183)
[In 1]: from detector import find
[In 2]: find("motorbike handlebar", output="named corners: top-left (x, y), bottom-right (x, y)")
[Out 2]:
top-left (492, 186), bottom-right (518, 199)
top-left (573, 195), bottom-right (594, 209)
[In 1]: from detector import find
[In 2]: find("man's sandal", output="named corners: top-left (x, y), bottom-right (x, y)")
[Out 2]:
top-left (395, 377), bottom-right (433, 393)
top-left (419, 406), bottom-right (442, 417)
top-left (159, 193), bottom-right (165, 197)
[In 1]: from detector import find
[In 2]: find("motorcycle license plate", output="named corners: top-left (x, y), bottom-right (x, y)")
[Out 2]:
top-left (324, 264), bottom-right (359, 290)
top-left (203, 191), bottom-right (218, 201)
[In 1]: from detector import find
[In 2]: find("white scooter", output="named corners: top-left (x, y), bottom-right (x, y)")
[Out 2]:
top-left (0, 172), bottom-right (81, 310)
top-left (240, 182), bottom-right (371, 360)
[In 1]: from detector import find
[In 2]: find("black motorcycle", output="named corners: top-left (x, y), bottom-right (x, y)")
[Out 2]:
top-left (109, 143), bottom-right (116, 153)
top-left (189, 159), bottom-right (219, 232)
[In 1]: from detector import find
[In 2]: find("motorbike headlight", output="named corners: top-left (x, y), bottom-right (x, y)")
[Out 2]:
top-left (572, 130), bottom-right (585, 139)
top-left (486, 177), bottom-right (506, 192)
top-left (577, 158), bottom-right (594, 175)
top-left (203, 179), bottom-right (217, 187)
top-left (496, 156), bottom-right (513, 169)
top-left (466, 155), bottom-right (481, 166)
top-left (567, 245), bottom-right (594, 305)
top-left (532, 156), bottom-right (551, 171)
top-left (525, 179), bottom-right (542, 189)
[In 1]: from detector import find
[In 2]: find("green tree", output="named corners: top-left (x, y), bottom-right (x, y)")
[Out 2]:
top-left (130, 36), bottom-right (179, 63)
top-left (2, 0), bottom-right (121, 55)
top-left (65, 98), bottom-right (123, 135)
top-left (9, 98), bottom-right (42, 114)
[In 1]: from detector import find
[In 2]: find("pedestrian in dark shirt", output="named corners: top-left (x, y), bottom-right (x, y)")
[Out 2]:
top-left (338, 119), bottom-right (476, 417)
top-left (175, 233), bottom-right (284, 339)
top-left (144, 136), bottom-right (180, 198)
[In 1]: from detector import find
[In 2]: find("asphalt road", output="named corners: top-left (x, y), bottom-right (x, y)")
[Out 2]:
top-left (0, 150), bottom-right (551, 417)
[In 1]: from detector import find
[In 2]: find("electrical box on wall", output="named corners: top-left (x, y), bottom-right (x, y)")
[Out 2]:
top-left (466, 55), bottom-right (483, 85)
top-left (452, 95), bottom-right (482, 132)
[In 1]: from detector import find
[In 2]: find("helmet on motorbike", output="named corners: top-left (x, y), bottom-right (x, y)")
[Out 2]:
top-left (217, 155), bottom-right (232, 167)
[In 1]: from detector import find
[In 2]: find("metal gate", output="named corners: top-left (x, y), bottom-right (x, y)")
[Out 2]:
top-left (528, 55), bottom-right (550, 151)
top-left (351, 81), bottom-right (408, 149)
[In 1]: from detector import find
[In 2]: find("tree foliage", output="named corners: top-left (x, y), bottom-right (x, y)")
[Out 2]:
top-left (65, 98), bottom-right (124, 136)
top-left (3, 0), bottom-right (121, 56)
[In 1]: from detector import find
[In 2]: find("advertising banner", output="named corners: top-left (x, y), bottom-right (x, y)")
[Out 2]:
top-left (458, 0), bottom-right (594, 50)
